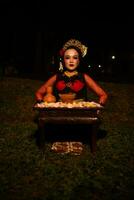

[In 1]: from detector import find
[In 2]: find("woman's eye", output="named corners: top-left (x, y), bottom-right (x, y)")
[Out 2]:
top-left (74, 56), bottom-right (78, 59)
top-left (65, 56), bottom-right (70, 59)
top-left (64, 56), bottom-right (79, 60)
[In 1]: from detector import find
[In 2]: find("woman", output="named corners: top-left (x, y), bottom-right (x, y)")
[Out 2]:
top-left (35, 39), bottom-right (108, 154)
top-left (35, 39), bottom-right (108, 105)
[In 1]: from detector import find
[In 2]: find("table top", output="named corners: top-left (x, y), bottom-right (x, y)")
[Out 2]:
top-left (33, 101), bottom-right (104, 120)
top-left (33, 101), bottom-right (103, 111)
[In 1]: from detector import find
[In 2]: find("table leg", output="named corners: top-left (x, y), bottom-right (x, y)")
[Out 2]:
top-left (38, 119), bottom-right (46, 152)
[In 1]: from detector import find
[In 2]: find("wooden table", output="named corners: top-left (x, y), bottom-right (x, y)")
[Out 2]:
top-left (34, 103), bottom-right (103, 154)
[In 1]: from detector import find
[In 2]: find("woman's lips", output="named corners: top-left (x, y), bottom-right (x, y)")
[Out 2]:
top-left (69, 64), bottom-right (74, 66)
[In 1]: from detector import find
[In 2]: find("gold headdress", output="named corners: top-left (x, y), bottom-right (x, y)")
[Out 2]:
top-left (62, 39), bottom-right (88, 57)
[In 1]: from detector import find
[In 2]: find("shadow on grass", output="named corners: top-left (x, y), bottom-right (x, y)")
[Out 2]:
top-left (97, 129), bottom-right (107, 139)
top-left (32, 123), bottom-right (107, 152)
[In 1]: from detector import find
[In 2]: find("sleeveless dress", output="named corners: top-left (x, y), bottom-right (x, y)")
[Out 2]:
top-left (53, 72), bottom-right (88, 101)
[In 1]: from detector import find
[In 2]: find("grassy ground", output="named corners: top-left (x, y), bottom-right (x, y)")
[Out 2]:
top-left (0, 77), bottom-right (134, 200)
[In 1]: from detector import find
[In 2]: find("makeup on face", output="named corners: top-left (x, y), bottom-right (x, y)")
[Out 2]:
top-left (64, 49), bottom-right (80, 71)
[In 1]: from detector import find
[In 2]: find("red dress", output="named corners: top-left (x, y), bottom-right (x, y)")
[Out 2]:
top-left (53, 72), bottom-right (88, 101)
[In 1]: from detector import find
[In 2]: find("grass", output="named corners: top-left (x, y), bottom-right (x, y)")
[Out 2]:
top-left (0, 77), bottom-right (134, 200)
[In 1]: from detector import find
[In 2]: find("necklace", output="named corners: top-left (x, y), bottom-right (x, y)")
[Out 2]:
top-left (64, 71), bottom-right (78, 78)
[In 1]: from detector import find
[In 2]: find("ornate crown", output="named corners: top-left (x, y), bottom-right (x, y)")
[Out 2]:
top-left (62, 39), bottom-right (88, 57)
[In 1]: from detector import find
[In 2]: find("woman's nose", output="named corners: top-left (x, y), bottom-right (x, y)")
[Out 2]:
top-left (70, 58), bottom-right (74, 63)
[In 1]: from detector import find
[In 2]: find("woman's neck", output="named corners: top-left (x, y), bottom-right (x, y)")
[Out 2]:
top-left (64, 70), bottom-right (78, 77)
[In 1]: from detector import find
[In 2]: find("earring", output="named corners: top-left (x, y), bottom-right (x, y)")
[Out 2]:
top-left (59, 58), bottom-right (63, 72)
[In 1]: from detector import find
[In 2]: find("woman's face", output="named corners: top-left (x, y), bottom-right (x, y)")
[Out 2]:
top-left (63, 48), bottom-right (80, 71)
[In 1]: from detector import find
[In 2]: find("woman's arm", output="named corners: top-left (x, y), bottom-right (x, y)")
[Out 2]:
top-left (84, 73), bottom-right (108, 105)
top-left (35, 74), bottom-right (57, 101)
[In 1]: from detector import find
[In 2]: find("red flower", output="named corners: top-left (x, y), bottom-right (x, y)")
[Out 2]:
top-left (70, 80), bottom-right (84, 92)
top-left (59, 49), bottom-right (65, 57)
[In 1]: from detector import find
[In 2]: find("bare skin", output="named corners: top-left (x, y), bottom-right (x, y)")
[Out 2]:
top-left (35, 48), bottom-right (108, 105)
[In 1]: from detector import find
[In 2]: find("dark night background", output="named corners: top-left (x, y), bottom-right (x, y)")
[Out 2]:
top-left (0, 1), bottom-right (134, 82)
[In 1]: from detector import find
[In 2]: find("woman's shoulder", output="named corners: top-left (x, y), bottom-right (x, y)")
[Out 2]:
top-left (83, 72), bottom-right (92, 78)
top-left (53, 72), bottom-right (65, 81)
top-left (77, 72), bottom-right (86, 78)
